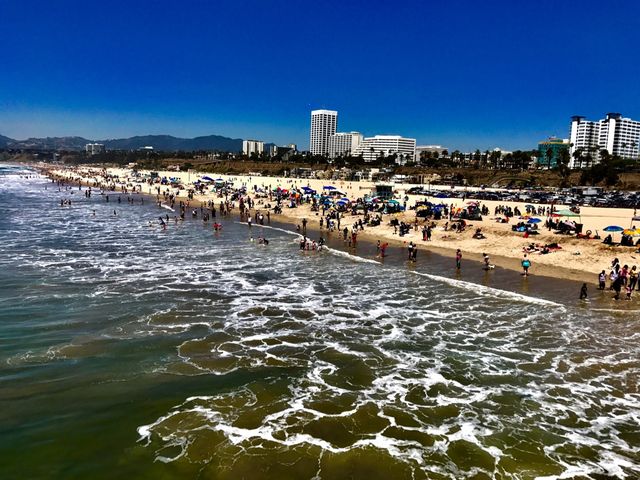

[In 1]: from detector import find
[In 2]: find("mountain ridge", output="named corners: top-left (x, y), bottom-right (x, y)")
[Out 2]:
top-left (0, 134), bottom-right (244, 152)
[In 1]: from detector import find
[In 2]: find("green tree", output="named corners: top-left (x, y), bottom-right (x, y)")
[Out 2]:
top-left (546, 147), bottom-right (554, 170)
top-left (557, 148), bottom-right (571, 186)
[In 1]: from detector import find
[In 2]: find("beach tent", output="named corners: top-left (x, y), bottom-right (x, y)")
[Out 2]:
top-left (556, 209), bottom-right (580, 217)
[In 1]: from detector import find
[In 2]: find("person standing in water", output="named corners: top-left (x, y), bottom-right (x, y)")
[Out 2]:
top-left (483, 253), bottom-right (491, 270)
top-left (455, 249), bottom-right (462, 270)
top-left (580, 283), bottom-right (588, 300)
top-left (521, 254), bottom-right (531, 276)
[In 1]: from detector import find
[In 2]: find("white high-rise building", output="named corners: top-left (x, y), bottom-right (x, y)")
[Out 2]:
top-left (85, 143), bottom-right (105, 155)
top-left (353, 135), bottom-right (416, 164)
top-left (310, 110), bottom-right (337, 156)
top-left (242, 140), bottom-right (264, 156)
top-left (569, 113), bottom-right (640, 166)
top-left (328, 132), bottom-right (363, 158)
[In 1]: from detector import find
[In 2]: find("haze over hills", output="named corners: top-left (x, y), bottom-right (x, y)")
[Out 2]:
top-left (0, 134), bottom-right (244, 152)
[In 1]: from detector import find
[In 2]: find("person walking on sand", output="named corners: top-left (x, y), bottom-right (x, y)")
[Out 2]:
top-left (456, 249), bottom-right (462, 270)
top-left (521, 254), bottom-right (531, 277)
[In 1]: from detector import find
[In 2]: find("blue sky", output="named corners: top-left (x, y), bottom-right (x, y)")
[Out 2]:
top-left (1, 0), bottom-right (639, 151)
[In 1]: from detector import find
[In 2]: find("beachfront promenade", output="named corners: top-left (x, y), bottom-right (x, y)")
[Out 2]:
top-left (48, 165), bottom-right (640, 285)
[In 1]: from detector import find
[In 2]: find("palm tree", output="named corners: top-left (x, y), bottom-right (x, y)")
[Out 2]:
top-left (572, 148), bottom-right (583, 169)
top-left (546, 147), bottom-right (554, 170)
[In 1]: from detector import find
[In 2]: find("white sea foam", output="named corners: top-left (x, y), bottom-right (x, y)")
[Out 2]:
top-left (4, 172), bottom-right (639, 478)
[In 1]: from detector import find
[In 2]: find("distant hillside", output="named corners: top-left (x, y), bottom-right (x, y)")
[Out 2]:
top-left (0, 135), bottom-right (13, 148)
top-left (102, 134), bottom-right (243, 152)
top-left (0, 134), bottom-right (244, 152)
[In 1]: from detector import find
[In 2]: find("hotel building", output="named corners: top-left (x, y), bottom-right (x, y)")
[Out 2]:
top-left (242, 139), bottom-right (264, 156)
top-left (328, 132), bottom-right (363, 158)
top-left (354, 135), bottom-right (416, 164)
top-left (85, 143), bottom-right (105, 155)
top-left (569, 113), bottom-right (640, 167)
top-left (310, 110), bottom-right (338, 156)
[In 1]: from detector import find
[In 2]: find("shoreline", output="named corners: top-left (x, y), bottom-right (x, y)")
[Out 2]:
top-left (37, 163), bottom-right (640, 295)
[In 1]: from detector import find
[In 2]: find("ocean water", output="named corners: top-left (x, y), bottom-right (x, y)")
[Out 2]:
top-left (1, 164), bottom-right (639, 479)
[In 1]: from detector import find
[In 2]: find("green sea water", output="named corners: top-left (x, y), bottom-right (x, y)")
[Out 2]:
top-left (1, 165), bottom-right (639, 479)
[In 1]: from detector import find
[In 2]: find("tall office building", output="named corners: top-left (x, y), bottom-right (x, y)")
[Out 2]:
top-left (242, 140), bottom-right (264, 156)
top-left (328, 132), bottom-right (363, 158)
top-left (353, 135), bottom-right (416, 164)
top-left (310, 110), bottom-right (338, 156)
top-left (569, 113), bottom-right (640, 167)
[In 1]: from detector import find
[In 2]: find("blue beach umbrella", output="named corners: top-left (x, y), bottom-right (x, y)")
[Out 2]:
top-left (603, 226), bottom-right (624, 232)
top-left (527, 218), bottom-right (542, 224)
top-left (435, 192), bottom-right (449, 198)
top-left (323, 185), bottom-right (336, 190)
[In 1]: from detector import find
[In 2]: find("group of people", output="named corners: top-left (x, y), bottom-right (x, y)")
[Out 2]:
top-left (599, 258), bottom-right (639, 300)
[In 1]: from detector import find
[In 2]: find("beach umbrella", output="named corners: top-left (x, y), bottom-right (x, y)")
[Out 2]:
top-left (466, 201), bottom-right (478, 205)
top-left (435, 192), bottom-right (449, 198)
top-left (301, 186), bottom-right (315, 193)
top-left (604, 226), bottom-right (624, 232)
top-left (323, 185), bottom-right (336, 190)
top-left (622, 229), bottom-right (640, 236)
top-left (527, 218), bottom-right (542, 224)
top-left (201, 176), bottom-right (215, 182)
top-left (525, 204), bottom-right (535, 208)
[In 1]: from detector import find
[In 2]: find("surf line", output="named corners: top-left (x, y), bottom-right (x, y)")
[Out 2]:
top-left (411, 271), bottom-right (563, 308)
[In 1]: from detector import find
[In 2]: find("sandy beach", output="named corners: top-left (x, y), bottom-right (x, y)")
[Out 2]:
top-left (47, 164), bottom-right (640, 283)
